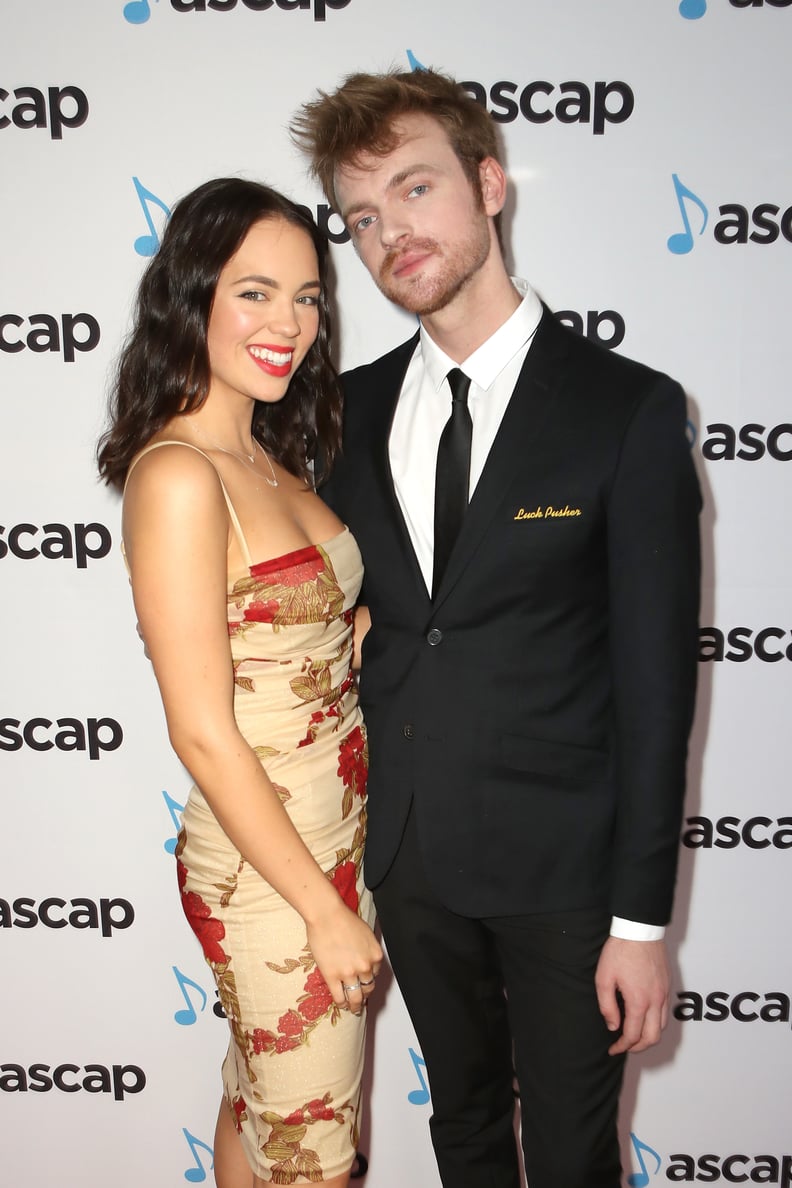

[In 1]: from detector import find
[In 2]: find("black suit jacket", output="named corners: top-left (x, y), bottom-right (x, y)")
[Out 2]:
top-left (323, 309), bottom-right (701, 924)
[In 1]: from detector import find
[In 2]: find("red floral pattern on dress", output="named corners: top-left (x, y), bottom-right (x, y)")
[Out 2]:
top-left (284, 1098), bottom-right (336, 1125)
top-left (175, 532), bottom-right (367, 1177)
top-left (330, 860), bottom-right (359, 914)
top-left (252, 1028), bottom-right (277, 1054)
top-left (228, 543), bottom-right (346, 634)
top-left (259, 1093), bottom-right (355, 1183)
top-left (231, 1094), bottom-right (247, 1134)
top-left (275, 1034), bottom-right (300, 1054)
top-left (298, 967), bottom-right (333, 1023)
top-left (274, 555), bottom-right (326, 588)
top-left (246, 960), bottom-right (347, 1059)
top-left (177, 859), bottom-right (229, 965)
top-left (245, 597), bottom-right (280, 623)
top-left (297, 709), bottom-right (325, 749)
top-left (337, 724), bottom-right (368, 820)
top-left (278, 1009), bottom-right (305, 1038)
top-left (250, 544), bottom-right (325, 582)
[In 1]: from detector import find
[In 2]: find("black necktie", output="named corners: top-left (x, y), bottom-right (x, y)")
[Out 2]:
top-left (432, 368), bottom-right (472, 597)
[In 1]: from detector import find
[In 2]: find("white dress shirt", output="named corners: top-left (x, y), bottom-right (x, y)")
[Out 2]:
top-left (387, 278), bottom-right (663, 943)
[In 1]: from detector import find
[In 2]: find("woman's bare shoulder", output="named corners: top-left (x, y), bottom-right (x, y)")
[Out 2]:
top-left (125, 438), bottom-right (223, 501)
top-left (122, 438), bottom-right (229, 556)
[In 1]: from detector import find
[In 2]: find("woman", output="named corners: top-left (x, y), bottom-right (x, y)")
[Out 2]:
top-left (98, 178), bottom-right (381, 1188)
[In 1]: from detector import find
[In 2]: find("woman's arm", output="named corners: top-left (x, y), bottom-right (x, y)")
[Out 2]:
top-left (123, 447), bottom-right (381, 1006)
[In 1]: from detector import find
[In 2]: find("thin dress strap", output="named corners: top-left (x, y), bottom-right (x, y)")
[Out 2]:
top-left (125, 440), bottom-right (253, 568)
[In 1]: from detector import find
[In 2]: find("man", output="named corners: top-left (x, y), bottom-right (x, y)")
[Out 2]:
top-left (292, 69), bottom-right (700, 1188)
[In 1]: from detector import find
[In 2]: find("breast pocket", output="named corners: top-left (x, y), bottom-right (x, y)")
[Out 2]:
top-left (499, 734), bottom-right (609, 788)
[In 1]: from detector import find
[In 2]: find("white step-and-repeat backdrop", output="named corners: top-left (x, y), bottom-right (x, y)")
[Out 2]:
top-left (2, 1), bottom-right (789, 1185)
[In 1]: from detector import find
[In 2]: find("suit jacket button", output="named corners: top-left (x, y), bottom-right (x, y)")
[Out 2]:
top-left (403, 724), bottom-right (415, 739)
top-left (426, 628), bottom-right (443, 646)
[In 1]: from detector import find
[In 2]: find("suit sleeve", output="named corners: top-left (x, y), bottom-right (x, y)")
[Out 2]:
top-left (606, 377), bottom-right (701, 925)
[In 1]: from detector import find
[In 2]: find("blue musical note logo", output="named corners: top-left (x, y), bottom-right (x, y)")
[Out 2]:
top-left (182, 1129), bottom-right (214, 1183)
top-left (132, 176), bottom-right (171, 257)
top-left (172, 966), bottom-right (208, 1026)
top-left (407, 1047), bottom-right (430, 1105)
top-left (667, 174), bottom-right (708, 255)
top-left (123, 0), bottom-right (159, 24)
top-left (679, 0), bottom-right (706, 18)
top-left (406, 49), bottom-right (427, 72)
top-left (162, 789), bottom-right (185, 854)
top-left (627, 1132), bottom-right (662, 1186)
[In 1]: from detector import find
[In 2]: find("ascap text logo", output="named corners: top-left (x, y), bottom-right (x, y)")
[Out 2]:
top-left (628, 1132), bottom-right (792, 1186)
top-left (555, 309), bottom-right (626, 350)
top-left (682, 815), bottom-right (792, 849)
top-left (668, 175), bottom-right (792, 253)
top-left (460, 78), bottom-right (634, 134)
top-left (674, 990), bottom-right (792, 1026)
top-left (0, 523), bottom-right (111, 567)
top-left (124, 0), bottom-right (349, 22)
top-left (0, 86), bottom-right (88, 138)
top-left (0, 1063), bottom-right (145, 1100)
top-left (0, 896), bottom-right (135, 936)
top-left (0, 313), bottom-right (101, 362)
top-left (665, 1154), bottom-right (792, 1185)
top-left (700, 423), bottom-right (792, 461)
top-left (681, 0), bottom-right (792, 18)
top-left (698, 627), bottom-right (792, 662)
top-left (0, 717), bottom-right (123, 760)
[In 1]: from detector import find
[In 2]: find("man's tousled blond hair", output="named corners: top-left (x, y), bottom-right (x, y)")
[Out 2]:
top-left (290, 68), bottom-right (501, 213)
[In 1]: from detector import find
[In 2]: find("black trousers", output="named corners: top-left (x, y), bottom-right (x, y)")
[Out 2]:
top-left (373, 807), bottom-right (625, 1188)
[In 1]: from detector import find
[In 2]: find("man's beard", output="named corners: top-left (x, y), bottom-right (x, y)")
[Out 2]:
top-left (376, 222), bottom-right (491, 317)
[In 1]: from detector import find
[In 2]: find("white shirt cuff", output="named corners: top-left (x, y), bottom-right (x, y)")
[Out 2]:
top-left (610, 916), bottom-right (665, 941)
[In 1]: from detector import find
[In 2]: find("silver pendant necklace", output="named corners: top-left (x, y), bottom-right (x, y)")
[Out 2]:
top-left (191, 426), bottom-right (279, 488)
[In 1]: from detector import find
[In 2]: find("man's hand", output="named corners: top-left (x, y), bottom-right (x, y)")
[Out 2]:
top-left (595, 937), bottom-right (670, 1055)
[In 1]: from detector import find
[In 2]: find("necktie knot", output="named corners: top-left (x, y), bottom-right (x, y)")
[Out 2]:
top-left (446, 368), bottom-right (471, 407)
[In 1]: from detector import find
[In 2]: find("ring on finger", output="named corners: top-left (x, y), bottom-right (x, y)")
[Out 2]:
top-left (359, 978), bottom-right (375, 987)
top-left (342, 981), bottom-right (362, 993)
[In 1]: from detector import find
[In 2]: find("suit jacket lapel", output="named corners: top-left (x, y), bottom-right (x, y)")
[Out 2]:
top-left (363, 333), bottom-right (432, 607)
top-left (432, 309), bottom-right (571, 609)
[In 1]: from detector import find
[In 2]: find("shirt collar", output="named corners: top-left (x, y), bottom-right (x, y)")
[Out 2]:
top-left (419, 278), bottom-right (543, 394)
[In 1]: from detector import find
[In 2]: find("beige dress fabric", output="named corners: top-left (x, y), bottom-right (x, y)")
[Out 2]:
top-left (127, 443), bottom-right (373, 1182)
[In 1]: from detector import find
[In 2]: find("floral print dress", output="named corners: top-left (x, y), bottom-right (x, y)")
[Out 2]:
top-left (131, 443), bottom-right (372, 1184)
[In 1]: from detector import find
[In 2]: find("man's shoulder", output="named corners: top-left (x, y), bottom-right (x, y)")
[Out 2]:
top-left (341, 333), bottom-right (419, 395)
top-left (531, 312), bottom-right (686, 441)
top-left (546, 310), bottom-right (680, 398)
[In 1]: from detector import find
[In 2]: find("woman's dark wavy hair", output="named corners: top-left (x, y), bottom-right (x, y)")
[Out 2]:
top-left (97, 177), bottom-right (341, 490)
